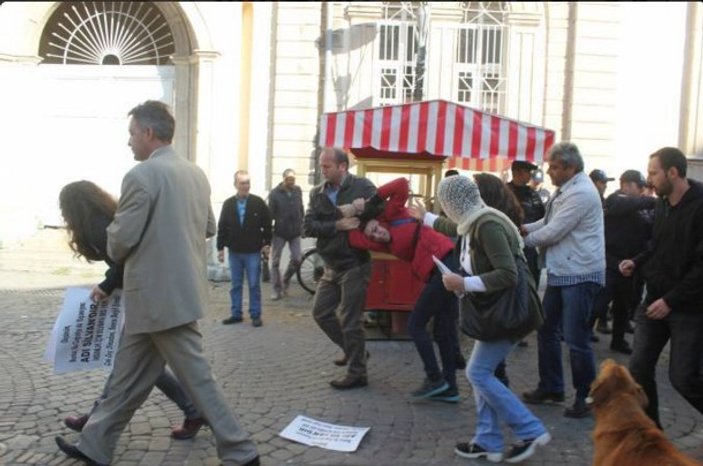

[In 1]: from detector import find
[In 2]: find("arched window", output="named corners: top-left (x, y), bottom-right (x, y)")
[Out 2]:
top-left (39, 2), bottom-right (175, 65)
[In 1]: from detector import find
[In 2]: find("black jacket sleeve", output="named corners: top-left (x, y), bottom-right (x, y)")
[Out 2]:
top-left (99, 259), bottom-right (123, 294)
top-left (662, 213), bottom-right (703, 309)
top-left (604, 194), bottom-right (656, 217)
top-left (303, 188), bottom-right (338, 238)
top-left (216, 198), bottom-right (232, 251)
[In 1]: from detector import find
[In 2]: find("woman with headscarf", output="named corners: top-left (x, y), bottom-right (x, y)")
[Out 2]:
top-left (58, 180), bottom-right (205, 440)
top-left (413, 172), bottom-right (525, 386)
top-left (437, 175), bottom-right (550, 463)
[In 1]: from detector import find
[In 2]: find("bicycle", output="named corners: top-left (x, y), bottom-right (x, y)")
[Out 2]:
top-left (296, 247), bottom-right (323, 295)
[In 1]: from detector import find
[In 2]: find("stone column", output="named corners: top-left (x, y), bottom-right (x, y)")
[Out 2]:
top-left (180, 50), bottom-right (230, 281)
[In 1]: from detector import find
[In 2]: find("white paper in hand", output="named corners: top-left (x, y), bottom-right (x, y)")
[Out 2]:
top-left (432, 255), bottom-right (463, 297)
top-left (432, 255), bottom-right (451, 274)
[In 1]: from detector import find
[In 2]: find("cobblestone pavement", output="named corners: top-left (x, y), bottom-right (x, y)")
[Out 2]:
top-left (0, 230), bottom-right (702, 466)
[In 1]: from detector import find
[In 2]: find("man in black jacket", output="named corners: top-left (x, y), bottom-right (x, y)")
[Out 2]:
top-left (303, 148), bottom-right (382, 389)
top-left (217, 170), bottom-right (272, 327)
top-left (268, 169), bottom-right (305, 300)
top-left (620, 147), bottom-right (703, 428)
top-left (592, 170), bottom-right (654, 355)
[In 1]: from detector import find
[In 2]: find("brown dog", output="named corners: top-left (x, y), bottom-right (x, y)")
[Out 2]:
top-left (588, 359), bottom-right (702, 466)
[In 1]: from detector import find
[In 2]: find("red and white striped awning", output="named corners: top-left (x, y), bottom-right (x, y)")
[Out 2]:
top-left (319, 99), bottom-right (555, 171)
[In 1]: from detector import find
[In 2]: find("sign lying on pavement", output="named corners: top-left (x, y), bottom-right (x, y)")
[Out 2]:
top-left (45, 287), bottom-right (124, 374)
top-left (279, 415), bottom-right (370, 452)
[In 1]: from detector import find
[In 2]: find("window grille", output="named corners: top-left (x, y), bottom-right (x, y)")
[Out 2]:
top-left (380, 67), bottom-right (397, 101)
top-left (375, 2), bottom-right (419, 106)
top-left (458, 71), bottom-right (474, 102)
top-left (39, 2), bottom-right (175, 65)
top-left (455, 2), bottom-right (508, 114)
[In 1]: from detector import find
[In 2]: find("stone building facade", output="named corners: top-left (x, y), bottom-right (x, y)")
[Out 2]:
top-left (0, 2), bottom-right (701, 242)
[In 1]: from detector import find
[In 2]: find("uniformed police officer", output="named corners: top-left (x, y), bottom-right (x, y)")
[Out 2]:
top-left (508, 160), bottom-right (546, 287)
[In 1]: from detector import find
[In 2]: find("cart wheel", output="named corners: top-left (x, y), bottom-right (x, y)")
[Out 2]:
top-left (297, 248), bottom-right (323, 295)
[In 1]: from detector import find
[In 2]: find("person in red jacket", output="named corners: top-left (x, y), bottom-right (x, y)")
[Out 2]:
top-left (340, 177), bottom-right (460, 402)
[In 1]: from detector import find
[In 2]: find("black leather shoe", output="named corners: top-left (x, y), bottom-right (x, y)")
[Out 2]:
top-left (610, 340), bottom-right (633, 355)
top-left (222, 316), bottom-right (243, 325)
top-left (333, 351), bottom-right (370, 366)
top-left (522, 387), bottom-right (565, 404)
top-left (242, 456), bottom-right (260, 466)
top-left (564, 398), bottom-right (591, 418)
top-left (55, 436), bottom-right (108, 466)
top-left (330, 375), bottom-right (368, 389)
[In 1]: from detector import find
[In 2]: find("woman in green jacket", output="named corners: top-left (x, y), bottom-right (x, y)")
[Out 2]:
top-left (437, 175), bottom-right (550, 464)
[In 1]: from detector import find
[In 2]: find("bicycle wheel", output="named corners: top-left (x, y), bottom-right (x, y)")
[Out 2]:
top-left (297, 248), bottom-right (323, 295)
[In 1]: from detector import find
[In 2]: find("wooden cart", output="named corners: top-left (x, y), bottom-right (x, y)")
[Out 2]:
top-left (319, 99), bottom-right (555, 337)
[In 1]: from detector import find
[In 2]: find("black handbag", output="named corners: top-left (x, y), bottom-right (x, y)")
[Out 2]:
top-left (456, 214), bottom-right (544, 342)
top-left (459, 254), bottom-right (543, 341)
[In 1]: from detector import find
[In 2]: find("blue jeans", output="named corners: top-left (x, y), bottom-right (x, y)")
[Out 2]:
top-left (228, 252), bottom-right (262, 319)
top-left (408, 254), bottom-right (458, 390)
top-left (537, 282), bottom-right (600, 400)
top-left (467, 340), bottom-right (547, 452)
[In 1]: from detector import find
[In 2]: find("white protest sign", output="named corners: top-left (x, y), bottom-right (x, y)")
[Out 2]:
top-left (46, 287), bottom-right (125, 374)
top-left (279, 415), bottom-right (370, 452)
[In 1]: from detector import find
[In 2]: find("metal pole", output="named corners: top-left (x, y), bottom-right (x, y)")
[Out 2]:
top-left (413, 2), bottom-right (430, 102)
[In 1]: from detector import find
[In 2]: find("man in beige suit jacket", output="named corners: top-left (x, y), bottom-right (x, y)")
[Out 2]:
top-left (56, 101), bottom-right (260, 466)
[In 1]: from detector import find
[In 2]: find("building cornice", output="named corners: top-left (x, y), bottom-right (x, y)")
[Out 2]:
top-left (505, 11), bottom-right (542, 27)
top-left (0, 54), bottom-right (42, 64)
top-left (171, 50), bottom-right (220, 66)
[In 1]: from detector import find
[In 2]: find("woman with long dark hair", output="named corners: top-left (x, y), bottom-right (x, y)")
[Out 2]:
top-left (59, 180), bottom-right (121, 301)
top-left (58, 180), bottom-right (205, 440)
top-left (473, 173), bottom-right (524, 228)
